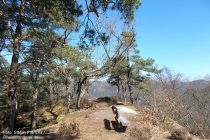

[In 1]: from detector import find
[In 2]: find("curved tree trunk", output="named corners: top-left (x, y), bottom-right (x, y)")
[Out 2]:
top-left (76, 76), bottom-right (88, 110)
top-left (76, 81), bottom-right (82, 111)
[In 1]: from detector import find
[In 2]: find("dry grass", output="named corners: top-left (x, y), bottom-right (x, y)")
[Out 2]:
top-left (169, 127), bottom-right (192, 140)
top-left (130, 127), bottom-right (152, 140)
top-left (189, 128), bottom-right (210, 139)
top-left (80, 98), bottom-right (96, 109)
top-left (38, 100), bottom-right (203, 140)
top-left (57, 121), bottom-right (80, 140)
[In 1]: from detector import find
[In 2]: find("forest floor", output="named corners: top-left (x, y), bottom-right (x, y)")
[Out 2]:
top-left (35, 99), bottom-right (204, 140)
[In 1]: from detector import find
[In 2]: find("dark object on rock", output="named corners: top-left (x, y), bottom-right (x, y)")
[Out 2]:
top-left (111, 120), bottom-right (127, 132)
top-left (104, 119), bottom-right (111, 130)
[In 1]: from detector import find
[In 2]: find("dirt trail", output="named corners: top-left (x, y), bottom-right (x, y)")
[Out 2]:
top-left (41, 102), bottom-right (174, 140)
top-left (62, 103), bottom-right (131, 140)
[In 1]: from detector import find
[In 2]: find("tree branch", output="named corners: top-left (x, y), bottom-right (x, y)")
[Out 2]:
top-left (91, 0), bottom-right (99, 17)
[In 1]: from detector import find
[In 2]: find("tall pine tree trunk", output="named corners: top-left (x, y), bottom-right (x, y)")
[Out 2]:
top-left (48, 78), bottom-right (53, 106)
top-left (121, 81), bottom-right (126, 102)
top-left (7, 42), bottom-right (20, 131)
top-left (31, 87), bottom-right (38, 129)
top-left (7, 0), bottom-right (26, 131)
top-left (128, 79), bottom-right (133, 104)
top-left (30, 68), bottom-right (40, 130)
top-left (126, 50), bottom-right (133, 104)
top-left (76, 79), bottom-right (82, 111)
top-left (76, 82), bottom-right (82, 111)
top-left (65, 78), bottom-right (73, 112)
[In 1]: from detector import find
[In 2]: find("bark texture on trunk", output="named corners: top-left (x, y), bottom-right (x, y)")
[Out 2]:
top-left (66, 78), bottom-right (74, 112)
top-left (7, 42), bottom-right (20, 131)
top-left (31, 87), bottom-right (38, 129)
top-left (30, 69), bottom-right (40, 130)
top-left (128, 79), bottom-right (133, 104)
top-left (76, 77), bottom-right (88, 110)
top-left (48, 78), bottom-right (53, 106)
top-left (126, 50), bottom-right (133, 104)
top-left (121, 81), bottom-right (126, 102)
top-left (7, 0), bottom-right (26, 131)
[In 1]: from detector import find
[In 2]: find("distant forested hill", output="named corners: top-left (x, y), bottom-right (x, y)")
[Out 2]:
top-left (87, 80), bottom-right (209, 99)
top-left (86, 81), bottom-right (117, 98)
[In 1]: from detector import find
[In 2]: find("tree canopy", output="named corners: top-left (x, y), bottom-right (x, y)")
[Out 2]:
top-left (0, 0), bottom-right (159, 132)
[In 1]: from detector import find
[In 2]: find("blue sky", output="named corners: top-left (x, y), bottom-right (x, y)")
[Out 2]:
top-left (133, 0), bottom-right (210, 79)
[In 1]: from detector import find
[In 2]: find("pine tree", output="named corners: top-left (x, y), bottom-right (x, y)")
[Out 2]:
top-left (1, 0), bottom-right (82, 131)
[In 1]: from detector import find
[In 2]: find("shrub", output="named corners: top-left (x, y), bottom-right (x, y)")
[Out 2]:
top-left (57, 121), bottom-right (80, 140)
top-left (80, 98), bottom-right (95, 109)
top-left (111, 96), bottom-right (121, 105)
top-left (130, 127), bottom-right (152, 140)
top-left (169, 127), bottom-right (191, 140)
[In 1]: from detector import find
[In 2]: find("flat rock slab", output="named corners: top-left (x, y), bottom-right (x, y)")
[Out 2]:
top-left (115, 106), bottom-right (138, 114)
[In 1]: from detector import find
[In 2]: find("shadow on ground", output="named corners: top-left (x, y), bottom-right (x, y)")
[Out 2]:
top-left (103, 119), bottom-right (127, 132)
